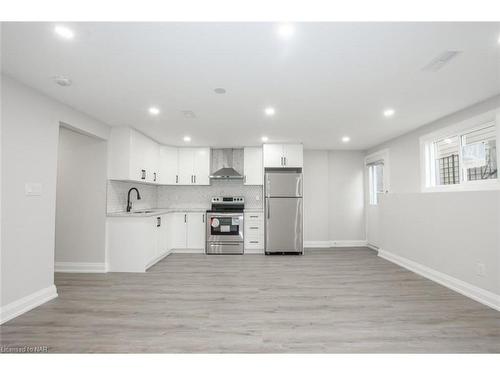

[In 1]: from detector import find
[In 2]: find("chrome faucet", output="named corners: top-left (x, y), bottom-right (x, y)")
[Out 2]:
top-left (126, 187), bottom-right (141, 212)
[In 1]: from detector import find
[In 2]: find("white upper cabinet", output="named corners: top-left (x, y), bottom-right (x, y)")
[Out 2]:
top-left (176, 148), bottom-right (210, 185)
top-left (158, 146), bottom-right (179, 185)
top-left (244, 147), bottom-right (263, 185)
top-left (263, 144), bottom-right (303, 168)
top-left (178, 148), bottom-right (195, 185)
top-left (283, 144), bottom-right (303, 168)
top-left (192, 148), bottom-right (211, 185)
top-left (108, 127), bottom-right (160, 184)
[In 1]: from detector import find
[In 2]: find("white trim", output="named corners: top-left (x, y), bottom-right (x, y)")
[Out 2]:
top-left (244, 249), bottom-right (265, 254)
top-left (420, 113), bottom-right (499, 193)
top-left (0, 285), bottom-right (58, 325)
top-left (378, 249), bottom-right (500, 312)
top-left (145, 250), bottom-right (172, 270)
top-left (55, 262), bottom-right (108, 273)
top-left (305, 240), bottom-right (368, 248)
top-left (366, 243), bottom-right (379, 251)
top-left (171, 248), bottom-right (205, 254)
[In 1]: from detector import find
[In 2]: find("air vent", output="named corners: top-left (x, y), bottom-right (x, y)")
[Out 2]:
top-left (422, 51), bottom-right (462, 72)
top-left (181, 110), bottom-right (196, 119)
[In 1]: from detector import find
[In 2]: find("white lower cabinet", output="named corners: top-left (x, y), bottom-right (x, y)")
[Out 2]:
top-left (107, 210), bottom-right (206, 272)
top-left (244, 211), bottom-right (264, 252)
top-left (107, 215), bottom-right (168, 273)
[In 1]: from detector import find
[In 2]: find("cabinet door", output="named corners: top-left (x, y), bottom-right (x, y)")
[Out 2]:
top-left (178, 148), bottom-right (194, 185)
top-left (244, 147), bottom-right (263, 185)
top-left (129, 130), bottom-right (148, 181)
top-left (186, 212), bottom-right (206, 249)
top-left (169, 213), bottom-right (188, 249)
top-left (157, 215), bottom-right (169, 256)
top-left (192, 148), bottom-right (210, 185)
top-left (159, 146), bottom-right (179, 185)
top-left (283, 144), bottom-right (303, 168)
top-left (263, 144), bottom-right (284, 168)
top-left (145, 139), bottom-right (160, 183)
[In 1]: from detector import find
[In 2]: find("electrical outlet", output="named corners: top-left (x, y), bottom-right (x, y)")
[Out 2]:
top-left (476, 263), bottom-right (486, 277)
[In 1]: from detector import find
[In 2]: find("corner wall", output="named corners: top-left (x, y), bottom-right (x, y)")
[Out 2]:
top-left (303, 150), bottom-right (366, 247)
top-left (0, 75), bottom-right (111, 324)
top-left (367, 95), bottom-right (500, 309)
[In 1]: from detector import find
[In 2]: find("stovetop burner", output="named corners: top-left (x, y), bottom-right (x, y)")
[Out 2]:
top-left (209, 196), bottom-right (245, 212)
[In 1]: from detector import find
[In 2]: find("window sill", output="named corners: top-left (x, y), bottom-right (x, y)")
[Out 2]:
top-left (422, 180), bottom-right (500, 193)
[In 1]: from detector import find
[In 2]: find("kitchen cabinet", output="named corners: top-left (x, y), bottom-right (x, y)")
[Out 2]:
top-left (158, 146), bottom-right (178, 185)
top-left (108, 127), bottom-right (160, 184)
top-left (186, 212), bottom-right (206, 249)
top-left (177, 148), bottom-right (210, 185)
top-left (167, 211), bottom-right (206, 251)
top-left (263, 144), bottom-right (303, 168)
top-left (244, 211), bottom-right (264, 252)
top-left (107, 215), bottom-right (168, 272)
top-left (244, 147), bottom-right (263, 185)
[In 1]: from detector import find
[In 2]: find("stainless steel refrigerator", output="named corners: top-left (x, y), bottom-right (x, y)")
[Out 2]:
top-left (264, 171), bottom-right (303, 254)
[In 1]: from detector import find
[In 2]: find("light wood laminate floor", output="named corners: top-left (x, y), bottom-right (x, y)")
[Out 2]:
top-left (1, 248), bottom-right (499, 353)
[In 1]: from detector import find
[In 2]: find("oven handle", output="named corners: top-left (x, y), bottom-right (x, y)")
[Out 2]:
top-left (207, 212), bottom-right (244, 217)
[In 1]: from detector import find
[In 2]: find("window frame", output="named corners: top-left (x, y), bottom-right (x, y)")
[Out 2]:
top-left (365, 149), bottom-right (390, 205)
top-left (420, 111), bottom-right (500, 193)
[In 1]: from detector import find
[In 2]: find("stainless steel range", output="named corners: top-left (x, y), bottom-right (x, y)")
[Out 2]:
top-left (206, 196), bottom-right (244, 254)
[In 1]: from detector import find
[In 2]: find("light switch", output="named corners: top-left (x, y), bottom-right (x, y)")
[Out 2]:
top-left (25, 183), bottom-right (42, 196)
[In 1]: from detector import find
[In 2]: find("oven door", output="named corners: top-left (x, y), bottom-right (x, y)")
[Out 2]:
top-left (206, 212), bottom-right (244, 242)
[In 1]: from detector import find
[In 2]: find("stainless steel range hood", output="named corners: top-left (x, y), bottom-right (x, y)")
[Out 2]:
top-left (209, 148), bottom-right (244, 180)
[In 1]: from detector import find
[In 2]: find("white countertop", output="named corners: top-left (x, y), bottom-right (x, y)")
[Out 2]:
top-left (107, 207), bottom-right (207, 217)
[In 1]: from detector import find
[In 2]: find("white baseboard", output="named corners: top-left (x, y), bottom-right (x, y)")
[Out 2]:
top-left (0, 285), bottom-right (58, 325)
top-left (171, 248), bottom-right (205, 254)
top-left (55, 262), bottom-right (108, 273)
top-left (304, 240), bottom-right (368, 248)
top-left (244, 249), bottom-right (265, 254)
top-left (378, 249), bottom-right (500, 312)
top-left (366, 243), bottom-right (379, 251)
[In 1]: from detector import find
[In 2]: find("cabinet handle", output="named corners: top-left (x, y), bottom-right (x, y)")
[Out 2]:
top-left (280, 156), bottom-right (283, 166)
top-left (250, 241), bottom-right (259, 244)
top-left (176, 175), bottom-right (178, 184)
top-left (156, 217), bottom-right (161, 227)
top-left (250, 226), bottom-right (259, 229)
top-left (202, 214), bottom-right (205, 223)
top-left (184, 214), bottom-right (187, 223)
top-left (141, 169), bottom-right (146, 180)
top-left (250, 215), bottom-right (259, 218)
top-left (194, 175), bottom-right (196, 184)
top-left (153, 172), bottom-right (157, 182)
top-left (284, 157), bottom-right (287, 166)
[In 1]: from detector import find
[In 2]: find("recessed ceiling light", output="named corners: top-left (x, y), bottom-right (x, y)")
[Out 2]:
top-left (261, 136), bottom-right (269, 142)
top-left (148, 107), bottom-right (160, 116)
top-left (214, 88), bottom-right (226, 94)
top-left (276, 24), bottom-right (295, 39)
top-left (342, 136), bottom-right (351, 143)
top-left (53, 75), bottom-right (72, 87)
top-left (383, 108), bottom-right (395, 117)
top-left (264, 107), bottom-right (276, 117)
top-left (183, 136), bottom-right (191, 142)
top-left (54, 25), bottom-right (74, 40)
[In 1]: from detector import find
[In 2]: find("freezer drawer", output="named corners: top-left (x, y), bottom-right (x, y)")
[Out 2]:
top-left (265, 197), bottom-right (303, 253)
top-left (265, 172), bottom-right (303, 197)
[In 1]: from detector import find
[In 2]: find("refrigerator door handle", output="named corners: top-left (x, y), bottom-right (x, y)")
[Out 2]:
top-left (267, 200), bottom-right (270, 219)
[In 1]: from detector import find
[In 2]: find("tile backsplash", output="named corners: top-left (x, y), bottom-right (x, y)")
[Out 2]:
top-left (107, 179), bottom-right (263, 213)
top-left (107, 181), bottom-right (158, 213)
top-left (157, 179), bottom-right (263, 209)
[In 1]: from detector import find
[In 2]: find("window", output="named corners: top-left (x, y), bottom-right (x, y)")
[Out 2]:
top-left (368, 162), bottom-right (385, 205)
top-left (422, 121), bottom-right (498, 191)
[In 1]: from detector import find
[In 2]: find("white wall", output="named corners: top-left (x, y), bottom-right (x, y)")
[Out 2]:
top-left (367, 95), bottom-right (500, 308)
top-left (303, 150), bottom-right (365, 246)
top-left (55, 127), bottom-right (107, 265)
top-left (0, 75), bottom-right (110, 323)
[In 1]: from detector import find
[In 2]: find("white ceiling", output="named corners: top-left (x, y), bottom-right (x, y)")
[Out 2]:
top-left (2, 22), bottom-right (500, 149)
